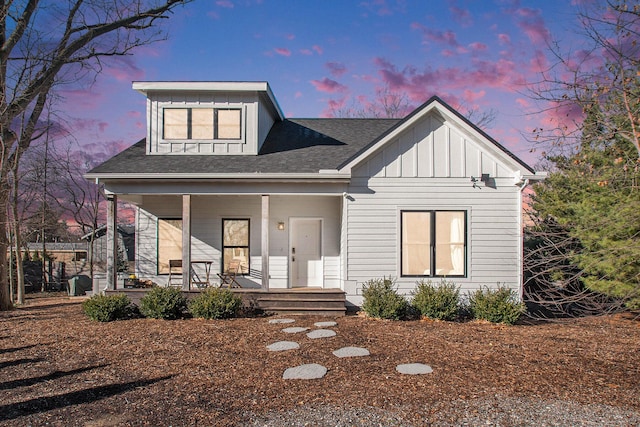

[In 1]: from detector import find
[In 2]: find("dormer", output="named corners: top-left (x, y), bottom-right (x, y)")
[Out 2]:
top-left (132, 81), bottom-right (284, 155)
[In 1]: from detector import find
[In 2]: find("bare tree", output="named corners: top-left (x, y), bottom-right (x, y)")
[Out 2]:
top-left (334, 85), bottom-right (498, 130)
top-left (528, 0), bottom-right (640, 158)
top-left (334, 85), bottom-right (414, 119)
top-left (0, 0), bottom-right (192, 310)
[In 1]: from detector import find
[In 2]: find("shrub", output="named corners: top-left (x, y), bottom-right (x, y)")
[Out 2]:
top-left (189, 288), bottom-right (242, 319)
top-left (411, 280), bottom-right (460, 321)
top-left (139, 286), bottom-right (187, 320)
top-left (83, 293), bottom-right (134, 322)
top-left (361, 277), bottom-right (408, 320)
top-left (467, 286), bottom-right (526, 325)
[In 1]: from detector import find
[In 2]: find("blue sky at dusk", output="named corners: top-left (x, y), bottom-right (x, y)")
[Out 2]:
top-left (63, 0), bottom-right (590, 167)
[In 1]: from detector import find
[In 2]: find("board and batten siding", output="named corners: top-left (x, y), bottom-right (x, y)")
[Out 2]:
top-left (343, 112), bottom-right (525, 304)
top-left (134, 194), bottom-right (341, 289)
top-left (144, 91), bottom-right (276, 155)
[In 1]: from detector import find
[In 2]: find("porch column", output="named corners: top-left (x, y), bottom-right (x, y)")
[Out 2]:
top-left (261, 195), bottom-right (270, 290)
top-left (106, 194), bottom-right (118, 291)
top-left (182, 194), bottom-right (191, 291)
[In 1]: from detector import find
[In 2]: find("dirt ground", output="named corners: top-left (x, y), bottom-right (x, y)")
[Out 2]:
top-left (1, 294), bottom-right (639, 426)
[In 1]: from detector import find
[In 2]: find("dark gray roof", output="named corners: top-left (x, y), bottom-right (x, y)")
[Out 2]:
top-left (88, 118), bottom-right (400, 175)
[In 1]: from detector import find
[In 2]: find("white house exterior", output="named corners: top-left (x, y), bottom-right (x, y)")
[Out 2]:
top-left (86, 81), bottom-right (544, 306)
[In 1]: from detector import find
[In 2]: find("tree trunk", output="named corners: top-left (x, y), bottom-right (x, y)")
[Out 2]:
top-left (0, 186), bottom-right (13, 311)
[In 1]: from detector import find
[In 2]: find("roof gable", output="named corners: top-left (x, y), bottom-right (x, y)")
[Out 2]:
top-left (339, 96), bottom-right (535, 178)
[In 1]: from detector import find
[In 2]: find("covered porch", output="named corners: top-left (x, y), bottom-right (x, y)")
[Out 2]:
top-left (100, 189), bottom-right (347, 295)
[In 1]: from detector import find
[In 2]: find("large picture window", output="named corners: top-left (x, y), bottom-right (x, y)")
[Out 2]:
top-left (401, 211), bottom-right (466, 277)
top-left (163, 108), bottom-right (241, 140)
top-left (222, 219), bottom-right (249, 275)
top-left (158, 218), bottom-right (182, 274)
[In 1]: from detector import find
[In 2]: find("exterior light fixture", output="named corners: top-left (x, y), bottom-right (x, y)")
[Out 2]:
top-left (277, 221), bottom-right (285, 230)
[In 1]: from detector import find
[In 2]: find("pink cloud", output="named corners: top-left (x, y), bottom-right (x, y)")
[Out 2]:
top-left (312, 45), bottom-right (323, 55)
top-left (326, 62), bottom-right (348, 78)
top-left (274, 48), bottom-right (291, 57)
top-left (469, 42), bottom-right (487, 52)
top-left (320, 97), bottom-right (348, 118)
top-left (461, 89), bottom-right (486, 104)
top-left (514, 7), bottom-right (551, 46)
top-left (498, 33), bottom-right (511, 45)
top-left (411, 23), bottom-right (460, 47)
top-left (310, 77), bottom-right (348, 94)
top-left (294, 91), bottom-right (303, 99)
top-left (300, 49), bottom-right (313, 55)
top-left (207, 11), bottom-right (220, 19)
top-left (98, 122), bottom-right (109, 133)
top-left (373, 55), bottom-right (527, 105)
top-left (449, 4), bottom-right (473, 27)
top-left (285, 34), bottom-right (295, 40)
top-left (216, 0), bottom-right (234, 8)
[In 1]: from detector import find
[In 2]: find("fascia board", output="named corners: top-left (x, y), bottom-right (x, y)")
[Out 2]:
top-left (84, 172), bottom-right (351, 181)
top-left (132, 81), bottom-right (285, 121)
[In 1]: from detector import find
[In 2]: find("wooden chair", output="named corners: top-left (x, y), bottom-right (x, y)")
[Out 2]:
top-left (167, 259), bottom-right (182, 287)
top-left (217, 259), bottom-right (242, 288)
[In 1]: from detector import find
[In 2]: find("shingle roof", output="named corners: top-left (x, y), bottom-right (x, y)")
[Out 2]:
top-left (87, 118), bottom-right (400, 175)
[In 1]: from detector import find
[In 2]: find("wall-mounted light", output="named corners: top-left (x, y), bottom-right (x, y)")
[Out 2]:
top-left (277, 221), bottom-right (285, 230)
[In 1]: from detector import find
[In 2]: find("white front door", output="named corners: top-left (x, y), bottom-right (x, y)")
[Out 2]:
top-left (290, 218), bottom-right (323, 287)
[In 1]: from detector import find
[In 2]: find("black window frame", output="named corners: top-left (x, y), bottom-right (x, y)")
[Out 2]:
top-left (400, 210), bottom-right (467, 278)
top-left (221, 218), bottom-right (250, 275)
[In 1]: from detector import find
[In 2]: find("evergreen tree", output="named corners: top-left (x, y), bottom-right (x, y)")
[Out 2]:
top-left (528, 92), bottom-right (640, 309)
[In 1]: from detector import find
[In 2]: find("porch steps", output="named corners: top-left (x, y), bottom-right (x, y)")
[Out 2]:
top-left (257, 289), bottom-right (346, 317)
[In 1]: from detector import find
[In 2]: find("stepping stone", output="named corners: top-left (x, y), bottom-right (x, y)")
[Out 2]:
top-left (306, 329), bottom-right (336, 339)
top-left (314, 321), bottom-right (337, 328)
top-left (396, 363), bottom-right (433, 375)
top-left (269, 318), bottom-right (295, 324)
top-left (266, 341), bottom-right (300, 351)
top-left (283, 363), bottom-right (327, 380)
top-left (333, 346), bottom-right (370, 358)
top-left (282, 327), bottom-right (309, 333)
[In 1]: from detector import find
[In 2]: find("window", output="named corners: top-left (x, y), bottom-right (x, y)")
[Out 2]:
top-left (222, 219), bottom-right (249, 274)
top-left (158, 219), bottom-right (182, 274)
top-left (401, 211), bottom-right (466, 277)
top-left (163, 108), bottom-right (241, 140)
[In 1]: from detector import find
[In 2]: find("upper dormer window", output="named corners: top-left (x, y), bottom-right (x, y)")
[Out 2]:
top-left (163, 108), bottom-right (241, 140)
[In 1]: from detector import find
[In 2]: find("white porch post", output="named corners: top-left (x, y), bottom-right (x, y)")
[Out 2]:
top-left (182, 194), bottom-right (191, 291)
top-left (261, 195), bottom-right (270, 290)
top-left (106, 194), bottom-right (118, 291)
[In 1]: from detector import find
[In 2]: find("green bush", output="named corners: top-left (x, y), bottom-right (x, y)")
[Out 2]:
top-left (189, 288), bottom-right (242, 319)
top-left (139, 286), bottom-right (187, 320)
top-left (411, 280), bottom-right (460, 321)
top-left (467, 286), bottom-right (526, 325)
top-left (82, 293), bottom-right (134, 322)
top-left (361, 277), bottom-right (408, 320)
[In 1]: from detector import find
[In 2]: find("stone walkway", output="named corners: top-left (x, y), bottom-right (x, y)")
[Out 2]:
top-left (267, 318), bottom-right (433, 380)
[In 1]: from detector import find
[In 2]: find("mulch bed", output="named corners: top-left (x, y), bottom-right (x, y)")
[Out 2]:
top-left (0, 295), bottom-right (639, 426)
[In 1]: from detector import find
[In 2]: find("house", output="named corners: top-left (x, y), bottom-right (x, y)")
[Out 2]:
top-left (85, 81), bottom-right (544, 310)
top-left (81, 225), bottom-right (135, 271)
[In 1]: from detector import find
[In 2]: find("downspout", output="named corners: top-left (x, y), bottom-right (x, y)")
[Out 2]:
top-left (517, 178), bottom-right (530, 301)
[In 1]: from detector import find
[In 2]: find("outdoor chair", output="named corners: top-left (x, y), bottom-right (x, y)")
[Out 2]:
top-left (217, 259), bottom-right (242, 288)
top-left (167, 259), bottom-right (183, 287)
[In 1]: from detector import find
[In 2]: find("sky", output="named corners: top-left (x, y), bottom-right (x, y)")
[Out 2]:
top-left (59, 0), bottom-right (594, 168)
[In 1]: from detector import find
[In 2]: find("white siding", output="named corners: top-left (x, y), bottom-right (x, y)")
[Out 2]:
top-left (345, 111), bottom-right (524, 305)
top-left (145, 91), bottom-right (266, 155)
top-left (134, 195), bottom-right (341, 289)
